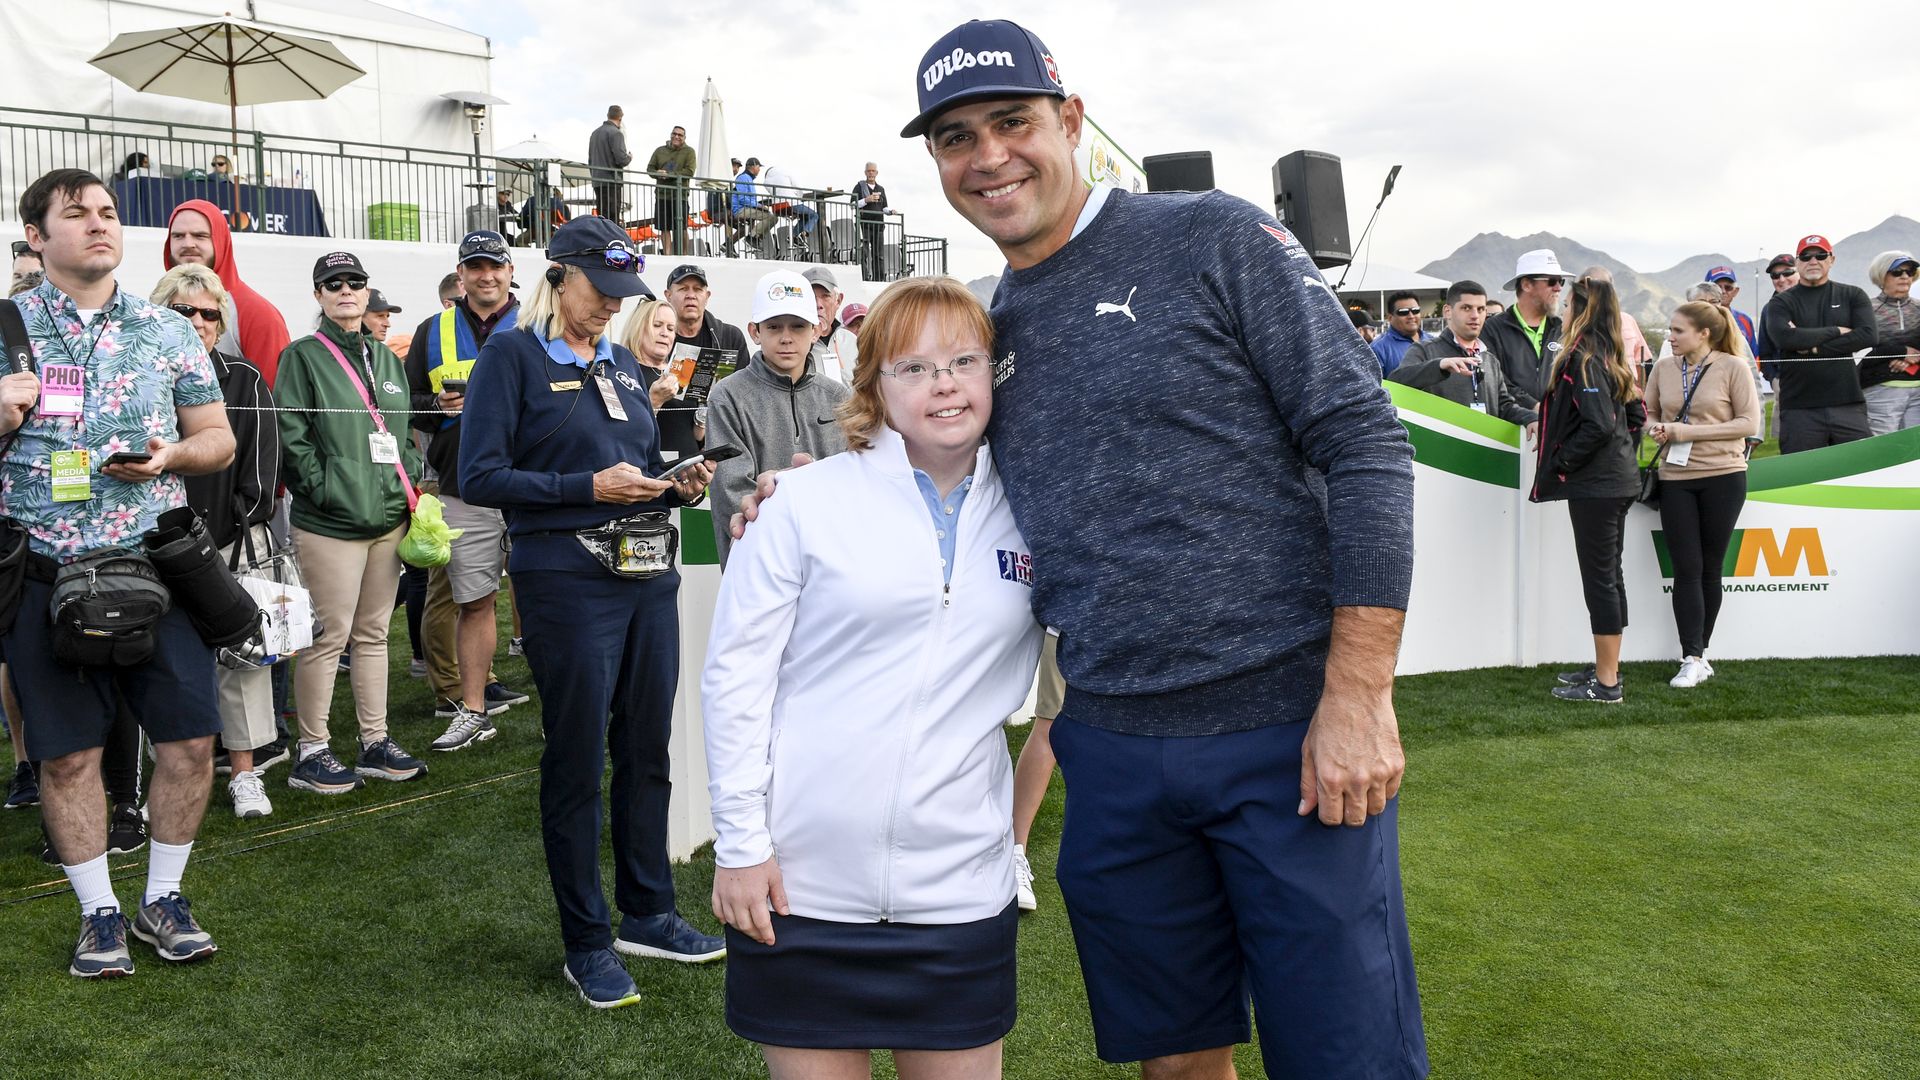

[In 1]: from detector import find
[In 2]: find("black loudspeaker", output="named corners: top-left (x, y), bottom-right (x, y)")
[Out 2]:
top-left (1272, 150), bottom-right (1352, 269)
top-left (1142, 151), bottom-right (1215, 193)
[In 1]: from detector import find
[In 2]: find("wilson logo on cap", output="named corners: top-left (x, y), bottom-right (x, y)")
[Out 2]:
top-left (923, 47), bottom-right (1018, 91)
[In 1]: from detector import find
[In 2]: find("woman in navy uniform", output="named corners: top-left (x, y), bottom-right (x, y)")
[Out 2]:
top-left (460, 217), bottom-right (723, 1009)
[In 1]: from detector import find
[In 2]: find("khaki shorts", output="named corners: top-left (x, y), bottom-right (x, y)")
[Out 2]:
top-left (441, 494), bottom-right (507, 605)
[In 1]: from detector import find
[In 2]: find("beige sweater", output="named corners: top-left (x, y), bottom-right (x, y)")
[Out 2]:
top-left (1645, 350), bottom-right (1762, 479)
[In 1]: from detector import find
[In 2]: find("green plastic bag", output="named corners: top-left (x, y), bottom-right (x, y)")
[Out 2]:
top-left (398, 492), bottom-right (463, 568)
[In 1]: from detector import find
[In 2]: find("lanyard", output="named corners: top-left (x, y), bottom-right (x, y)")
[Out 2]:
top-left (52, 304), bottom-right (110, 439)
top-left (1678, 355), bottom-right (1708, 420)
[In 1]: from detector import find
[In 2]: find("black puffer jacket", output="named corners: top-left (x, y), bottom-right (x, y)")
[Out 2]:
top-left (1530, 349), bottom-right (1643, 502)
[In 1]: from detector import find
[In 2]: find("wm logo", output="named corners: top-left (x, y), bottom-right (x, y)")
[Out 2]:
top-left (1652, 528), bottom-right (1829, 578)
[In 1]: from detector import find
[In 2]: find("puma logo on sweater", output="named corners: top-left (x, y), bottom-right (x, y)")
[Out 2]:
top-left (1095, 287), bottom-right (1137, 322)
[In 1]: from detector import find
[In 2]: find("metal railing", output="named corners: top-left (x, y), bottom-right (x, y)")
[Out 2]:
top-left (0, 107), bottom-right (945, 280)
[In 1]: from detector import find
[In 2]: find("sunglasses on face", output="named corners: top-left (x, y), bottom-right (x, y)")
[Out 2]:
top-left (1525, 277), bottom-right (1566, 289)
top-left (169, 302), bottom-right (221, 322)
top-left (1798, 251), bottom-right (1830, 262)
top-left (1393, 308), bottom-right (1420, 317)
top-left (1769, 271), bottom-right (1795, 280)
top-left (321, 277), bottom-right (368, 293)
top-left (1889, 266), bottom-right (1917, 279)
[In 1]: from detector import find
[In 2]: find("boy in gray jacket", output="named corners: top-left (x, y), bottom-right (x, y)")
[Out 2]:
top-left (706, 269), bottom-right (851, 564)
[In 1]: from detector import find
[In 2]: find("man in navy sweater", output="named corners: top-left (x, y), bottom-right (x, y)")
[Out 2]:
top-left (903, 21), bottom-right (1425, 1080)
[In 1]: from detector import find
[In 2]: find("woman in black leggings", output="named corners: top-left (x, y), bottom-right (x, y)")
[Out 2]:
top-left (1531, 277), bottom-right (1644, 702)
top-left (1646, 301), bottom-right (1762, 688)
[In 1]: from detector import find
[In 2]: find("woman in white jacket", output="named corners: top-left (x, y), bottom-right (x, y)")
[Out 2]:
top-left (703, 276), bottom-right (1042, 1079)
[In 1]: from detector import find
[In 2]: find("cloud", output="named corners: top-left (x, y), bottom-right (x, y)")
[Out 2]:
top-left (382, 0), bottom-right (1918, 281)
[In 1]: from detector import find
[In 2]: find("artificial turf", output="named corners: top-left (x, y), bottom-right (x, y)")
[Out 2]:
top-left (0, 601), bottom-right (1914, 1078)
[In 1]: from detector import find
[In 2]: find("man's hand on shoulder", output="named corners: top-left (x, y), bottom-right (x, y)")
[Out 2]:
top-left (728, 453), bottom-right (813, 540)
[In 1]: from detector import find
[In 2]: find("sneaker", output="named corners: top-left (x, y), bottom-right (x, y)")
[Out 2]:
top-left (4, 761), bottom-right (38, 809)
top-left (287, 747), bottom-right (363, 795)
top-left (614, 911), bottom-right (726, 964)
top-left (212, 746), bottom-right (232, 775)
top-left (131, 892), bottom-right (217, 963)
top-left (409, 657), bottom-right (427, 679)
top-left (228, 770), bottom-right (272, 819)
top-left (70, 907), bottom-right (135, 978)
top-left (1551, 678), bottom-right (1623, 703)
top-left (252, 739), bottom-right (291, 774)
top-left (563, 948), bottom-right (642, 1009)
top-left (1555, 664), bottom-right (1597, 686)
top-left (437, 696), bottom-right (508, 719)
top-left (431, 703), bottom-right (498, 752)
top-left (1670, 656), bottom-right (1714, 688)
top-left (1013, 844), bottom-right (1038, 912)
top-left (39, 829), bottom-right (60, 866)
top-left (508, 636), bottom-right (525, 657)
top-left (108, 802), bottom-right (147, 855)
top-left (337, 651), bottom-right (351, 672)
top-left (356, 737), bottom-right (427, 782)
top-left (485, 681), bottom-right (530, 710)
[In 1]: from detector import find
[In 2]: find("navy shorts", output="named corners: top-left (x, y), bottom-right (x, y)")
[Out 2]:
top-left (5, 577), bottom-right (221, 762)
top-left (1049, 715), bottom-right (1428, 1076)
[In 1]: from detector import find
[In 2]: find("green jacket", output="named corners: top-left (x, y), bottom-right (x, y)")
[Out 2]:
top-left (275, 318), bottom-right (421, 539)
top-left (646, 143), bottom-right (697, 185)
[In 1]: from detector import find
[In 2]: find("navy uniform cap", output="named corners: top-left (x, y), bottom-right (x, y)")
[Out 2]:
top-left (900, 20), bottom-right (1066, 138)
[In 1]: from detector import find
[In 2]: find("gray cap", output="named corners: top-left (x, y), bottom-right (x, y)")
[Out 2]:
top-left (803, 266), bottom-right (840, 294)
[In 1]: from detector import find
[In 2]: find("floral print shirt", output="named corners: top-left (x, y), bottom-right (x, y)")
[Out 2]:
top-left (3, 278), bottom-right (222, 559)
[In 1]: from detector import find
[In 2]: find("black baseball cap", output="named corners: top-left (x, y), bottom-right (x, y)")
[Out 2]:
top-left (666, 264), bottom-right (708, 288)
top-left (458, 230), bottom-right (512, 265)
top-left (744, 157), bottom-right (761, 168)
top-left (312, 251), bottom-right (367, 285)
top-left (366, 288), bottom-right (401, 314)
top-left (546, 217), bottom-right (653, 300)
top-left (901, 20), bottom-right (1067, 138)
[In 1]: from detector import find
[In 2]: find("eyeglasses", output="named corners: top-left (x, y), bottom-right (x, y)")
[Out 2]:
top-left (1392, 307), bottom-right (1420, 317)
top-left (1798, 251), bottom-right (1831, 262)
top-left (168, 302), bottom-right (222, 322)
top-left (576, 242), bottom-right (642, 273)
top-left (1769, 270), bottom-right (1796, 280)
top-left (321, 277), bottom-right (368, 293)
top-left (881, 354), bottom-right (989, 387)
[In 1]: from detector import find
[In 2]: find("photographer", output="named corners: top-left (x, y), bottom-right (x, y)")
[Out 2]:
top-left (4, 169), bottom-right (235, 978)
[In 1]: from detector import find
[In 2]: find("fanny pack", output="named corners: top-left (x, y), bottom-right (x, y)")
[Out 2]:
top-left (48, 547), bottom-right (172, 668)
top-left (575, 513), bottom-right (677, 579)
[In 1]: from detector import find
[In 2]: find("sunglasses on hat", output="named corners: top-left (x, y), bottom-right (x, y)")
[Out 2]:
top-left (579, 242), bottom-right (642, 273)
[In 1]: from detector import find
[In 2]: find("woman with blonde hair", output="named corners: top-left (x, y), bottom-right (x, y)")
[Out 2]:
top-left (1646, 301), bottom-right (1761, 688)
top-left (1532, 276), bottom-right (1644, 703)
top-left (704, 275), bottom-right (1042, 1078)
top-left (620, 296), bottom-right (702, 452)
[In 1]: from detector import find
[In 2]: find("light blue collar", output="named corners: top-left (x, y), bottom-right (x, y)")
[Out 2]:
top-left (533, 322), bottom-right (612, 370)
top-left (1069, 183), bottom-right (1115, 241)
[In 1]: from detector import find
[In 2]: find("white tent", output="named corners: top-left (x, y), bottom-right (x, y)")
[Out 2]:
top-left (1325, 261), bottom-right (1454, 317)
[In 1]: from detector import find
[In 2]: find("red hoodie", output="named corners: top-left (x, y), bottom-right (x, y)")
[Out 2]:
top-left (163, 199), bottom-right (291, 386)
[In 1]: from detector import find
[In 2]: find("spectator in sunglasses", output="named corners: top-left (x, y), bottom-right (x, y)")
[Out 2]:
top-left (274, 251), bottom-right (429, 797)
top-left (1862, 250), bottom-right (1920, 434)
top-left (1761, 234), bottom-right (1876, 453)
top-left (1484, 248), bottom-right (1577, 409)
top-left (1369, 291), bottom-right (1429, 375)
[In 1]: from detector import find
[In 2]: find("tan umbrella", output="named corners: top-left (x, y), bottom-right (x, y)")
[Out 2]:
top-left (89, 18), bottom-right (366, 158)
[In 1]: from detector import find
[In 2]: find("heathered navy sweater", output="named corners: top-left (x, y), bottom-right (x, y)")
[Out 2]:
top-left (988, 188), bottom-right (1415, 736)
top-left (459, 324), bottom-right (687, 575)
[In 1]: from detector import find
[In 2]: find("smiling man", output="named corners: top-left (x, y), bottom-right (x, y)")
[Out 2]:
top-left (905, 19), bottom-right (1424, 1080)
top-left (1762, 233), bottom-right (1876, 453)
top-left (162, 200), bottom-right (291, 385)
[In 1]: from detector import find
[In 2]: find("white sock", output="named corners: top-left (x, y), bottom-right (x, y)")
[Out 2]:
top-left (297, 739), bottom-right (328, 762)
top-left (143, 839), bottom-right (193, 907)
top-left (63, 852), bottom-right (119, 914)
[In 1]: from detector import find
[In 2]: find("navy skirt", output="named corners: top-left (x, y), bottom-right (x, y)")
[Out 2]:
top-left (724, 901), bottom-right (1019, 1050)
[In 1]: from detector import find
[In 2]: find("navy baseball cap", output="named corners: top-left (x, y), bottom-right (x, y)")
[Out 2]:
top-left (547, 217), bottom-right (653, 300)
top-left (900, 20), bottom-right (1066, 138)
top-left (458, 230), bottom-right (512, 264)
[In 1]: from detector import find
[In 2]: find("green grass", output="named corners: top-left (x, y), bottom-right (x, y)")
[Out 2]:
top-left (1, 602), bottom-right (1916, 1078)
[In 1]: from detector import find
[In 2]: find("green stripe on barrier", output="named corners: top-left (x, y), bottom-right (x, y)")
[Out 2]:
top-left (1748, 425), bottom-right (1920, 491)
top-left (681, 508), bottom-right (719, 565)
top-left (1385, 381), bottom-right (1522, 447)
top-left (1746, 484), bottom-right (1920, 510)
top-left (1400, 420), bottom-right (1520, 488)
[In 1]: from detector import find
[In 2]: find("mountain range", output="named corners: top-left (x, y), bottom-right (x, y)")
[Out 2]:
top-left (1417, 215), bottom-right (1920, 327)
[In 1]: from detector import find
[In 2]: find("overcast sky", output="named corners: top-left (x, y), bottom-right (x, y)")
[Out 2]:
top-left (387, 0), bottom-right (1916, 284)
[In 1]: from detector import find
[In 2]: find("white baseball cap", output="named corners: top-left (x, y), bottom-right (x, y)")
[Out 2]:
top-left (1503, 249), bottom-right (1576, 292)
top-left (751, 270), bottom-right (818, 326)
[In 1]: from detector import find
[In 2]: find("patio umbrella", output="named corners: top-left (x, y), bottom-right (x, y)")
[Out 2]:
top-left (494, 137), bottom-right (595, 187)
top-left (88, 18), bottom-right (366, 154)
top-left (696, 79), bottom-right (730, 188)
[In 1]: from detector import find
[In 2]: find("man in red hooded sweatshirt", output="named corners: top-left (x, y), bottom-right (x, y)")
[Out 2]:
top-left (164, 200), bottom-right (291, 386)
